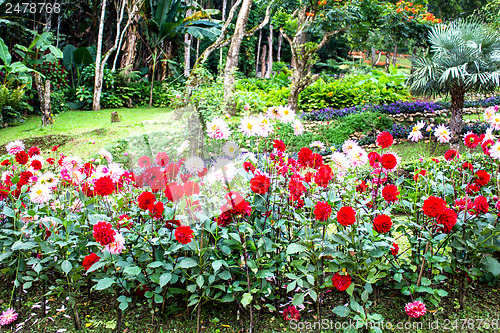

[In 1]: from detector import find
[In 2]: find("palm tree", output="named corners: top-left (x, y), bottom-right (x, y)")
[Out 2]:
top-left (407, 19), bottom-right (500, 141)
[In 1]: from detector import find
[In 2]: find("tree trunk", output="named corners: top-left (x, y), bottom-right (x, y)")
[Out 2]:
top-left (392, 43), bottom-right (397, 67)
top-left (223, 0), bottom-right (253, 108)
top-left (260, 44), bottom-right (267, 79)
top-left (184, 33), bottom-right (192, 77)
top-left (371, 46), bottom-right (376, 67)
top-left (277, 30), bottom-right (282, 62)
top-left (449, 83), bottom-right (465, 144)
top-left (33, 73), bottom-right (53, 126)
top-left (114, 0), bottom-right (142, 72)
top-left (119, 19), bottom-right (139, 76)
top-left (92, 0), bottom-right (107, 111)
top-left (93, 0), bottom-right (126, 110)
top-left (184, 6), bottom-right (194, 77)
top-left (255, 30), bottom-right (262, 77)
top-left (219, 0), bottom-right (228, 74)
top-left (266, 24), bottom-right (273, 78)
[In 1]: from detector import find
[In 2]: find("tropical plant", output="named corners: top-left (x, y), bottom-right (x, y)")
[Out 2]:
top-left (407, 19), bottom-right (500, 141)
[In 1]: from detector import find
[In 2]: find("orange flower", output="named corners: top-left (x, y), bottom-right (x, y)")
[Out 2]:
top-left (409, 15), bottom-right (414, 19)
top-left (436, 19), bottom-right (442, 23)
top-left (396, 8), bottom-right (402, 12)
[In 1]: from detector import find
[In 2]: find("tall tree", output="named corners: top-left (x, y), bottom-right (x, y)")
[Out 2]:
top-left (223, 0), bottom-right (253, 103)
top-left (274, 2), bottom-right (360, 110)
top-left (93, 0), bottom-right (127, 111)
top-left (188, 0), bottom-right (272, 92)
top-left (407, 19), bottom-right (500, 142)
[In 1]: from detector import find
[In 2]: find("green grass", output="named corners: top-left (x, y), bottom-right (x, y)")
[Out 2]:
top-left (3, 279), bottom-right (500, 332)
top-left (390, 140), bottom-right (468, 162)
top-left (0, 107), bottom-right (174, 158)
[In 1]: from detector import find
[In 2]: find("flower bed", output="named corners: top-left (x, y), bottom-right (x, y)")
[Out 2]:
top-left (0, 106), bottom-right (500, 330)
top-left (302, 96), bottom-right (500, 121)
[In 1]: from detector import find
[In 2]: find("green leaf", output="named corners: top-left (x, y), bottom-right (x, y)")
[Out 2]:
top-left (12, 241), bottom-right (37, 251)
top-left (346, 282), bottom-right (355, 296)
top-left (0, 251), bottom-right (13, 262)
top-left (196, 275), bottom-right (204, 288)
top-left (176, 258), bottom-right (198, 269)
top-left (119, 301), bottom-right (128, 311)
top-left (212, 260), bottom-right (224, 273)
top-left (482, 256), bottom-right (500, 276)
top-left (159, 273), bottom-right (172, 288)
top-left (2, 206), bottom-right (15, 218)
top-left (292, 293), bottom-right (304, 306)
top-left (333, 305), bottom-right (350, 317)
top-left (0, 37), bottom-right (11, 65)
top-left (61, 260), bottom-right (72, 274)
top-left (94, 278), bottom-right (115, 290)
top-left (286, 243), bottom-right (306, 255)
top-left (148, 261), bottom-right (164, 268)
top-left (241, 293), bottom-right (252, 307)
top-left (123, 266), bottom-right (141, 276)
top-left (350, 300), bottom-right (363, 313)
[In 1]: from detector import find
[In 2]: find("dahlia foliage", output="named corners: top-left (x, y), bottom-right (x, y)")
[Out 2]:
top-left (0, 105), bottom-right (500, 327)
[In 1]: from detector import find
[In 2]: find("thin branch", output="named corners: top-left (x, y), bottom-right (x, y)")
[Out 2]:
top-left (192, 0), bottom-right (243, 70)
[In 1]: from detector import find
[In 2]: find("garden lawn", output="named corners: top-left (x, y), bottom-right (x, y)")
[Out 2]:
top-left (0, 107), bottom-right (173, 158)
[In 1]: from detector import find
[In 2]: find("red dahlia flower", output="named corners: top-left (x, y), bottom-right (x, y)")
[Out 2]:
top-left (282, 305), bottom-right (300, 321)
top-left (94, 176), bottom-right (115, 196)
top-left (381, 153), bottom-right (397, 170)
top-left (148, 201), bottom-right (164, 219)
top-left (391, 243), bottom-right (399, 256)
top-left (15, 151), bottom-right (29, 165)
top-left (175, 225), bottom-right (194, 244)
top-left (28, 147), bottom-right (41, 157)
top-left (482, 139), bottom-right (494, 156)
top-left (138, 156), bottom-right (151, 168)
top-left (165, 219), bottom-right (181, 230)
top-left (465, 183), bottom-right (480, 195)
top-left (337, 206), bottom-right (356, 226)
top-left (376, 131), bottom-right (394, 148)
top-left (464, 133), bottom-right (481, 149)
top-left (444, 149), bottom-right (459, 162)
top-left (462, 162), bottom-right (473, 171)
top-left (422, 196), bottom-right (446, 218)
top-left (289, 176), bottom-right (306, 198)
top-left (382, 184), bottom-right (399, 203)
top-left (273, 139), bottom-right (286, 152)
top-left (332, 272), bottom-right (352, 291)
top-left (137, 191), bottom-right (156, 210)
top-left (243, 161), bottom-right (255, 173)
top-left (473, 196), bottom-right (489, 215)
top-left (373, 214), bottom-right (392, 234)
top-left (356, 180), bottom-right (368, 193)
top-left (297, 147), bottom-right (313, 168)
top-left (250, 174), bottom-right (271, 195)
top-left (82, 253), bottom-right (100, 271)
top-left (405, 301), bottom-right (426, 318)
top-left (311, 153), bottom-right (323, 169)
top-left (314, 165), bottom-right (333, 188)
top-left (413, 169), bottom-right (426, 182)
top-left (474, 170), bottom-right (491, 187)
top-left (93, 221), bottom-right (116, 246)
top-left (314, 201), bottom-right (332, 221)
top-left (30, 160), bottom-right (42, 171)
top-left (155, 152), bottom-right (169, 167)
top-left (436, 207), bottom-right (457, 233)
top-left (368, 151), bottom-right (381, 168)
